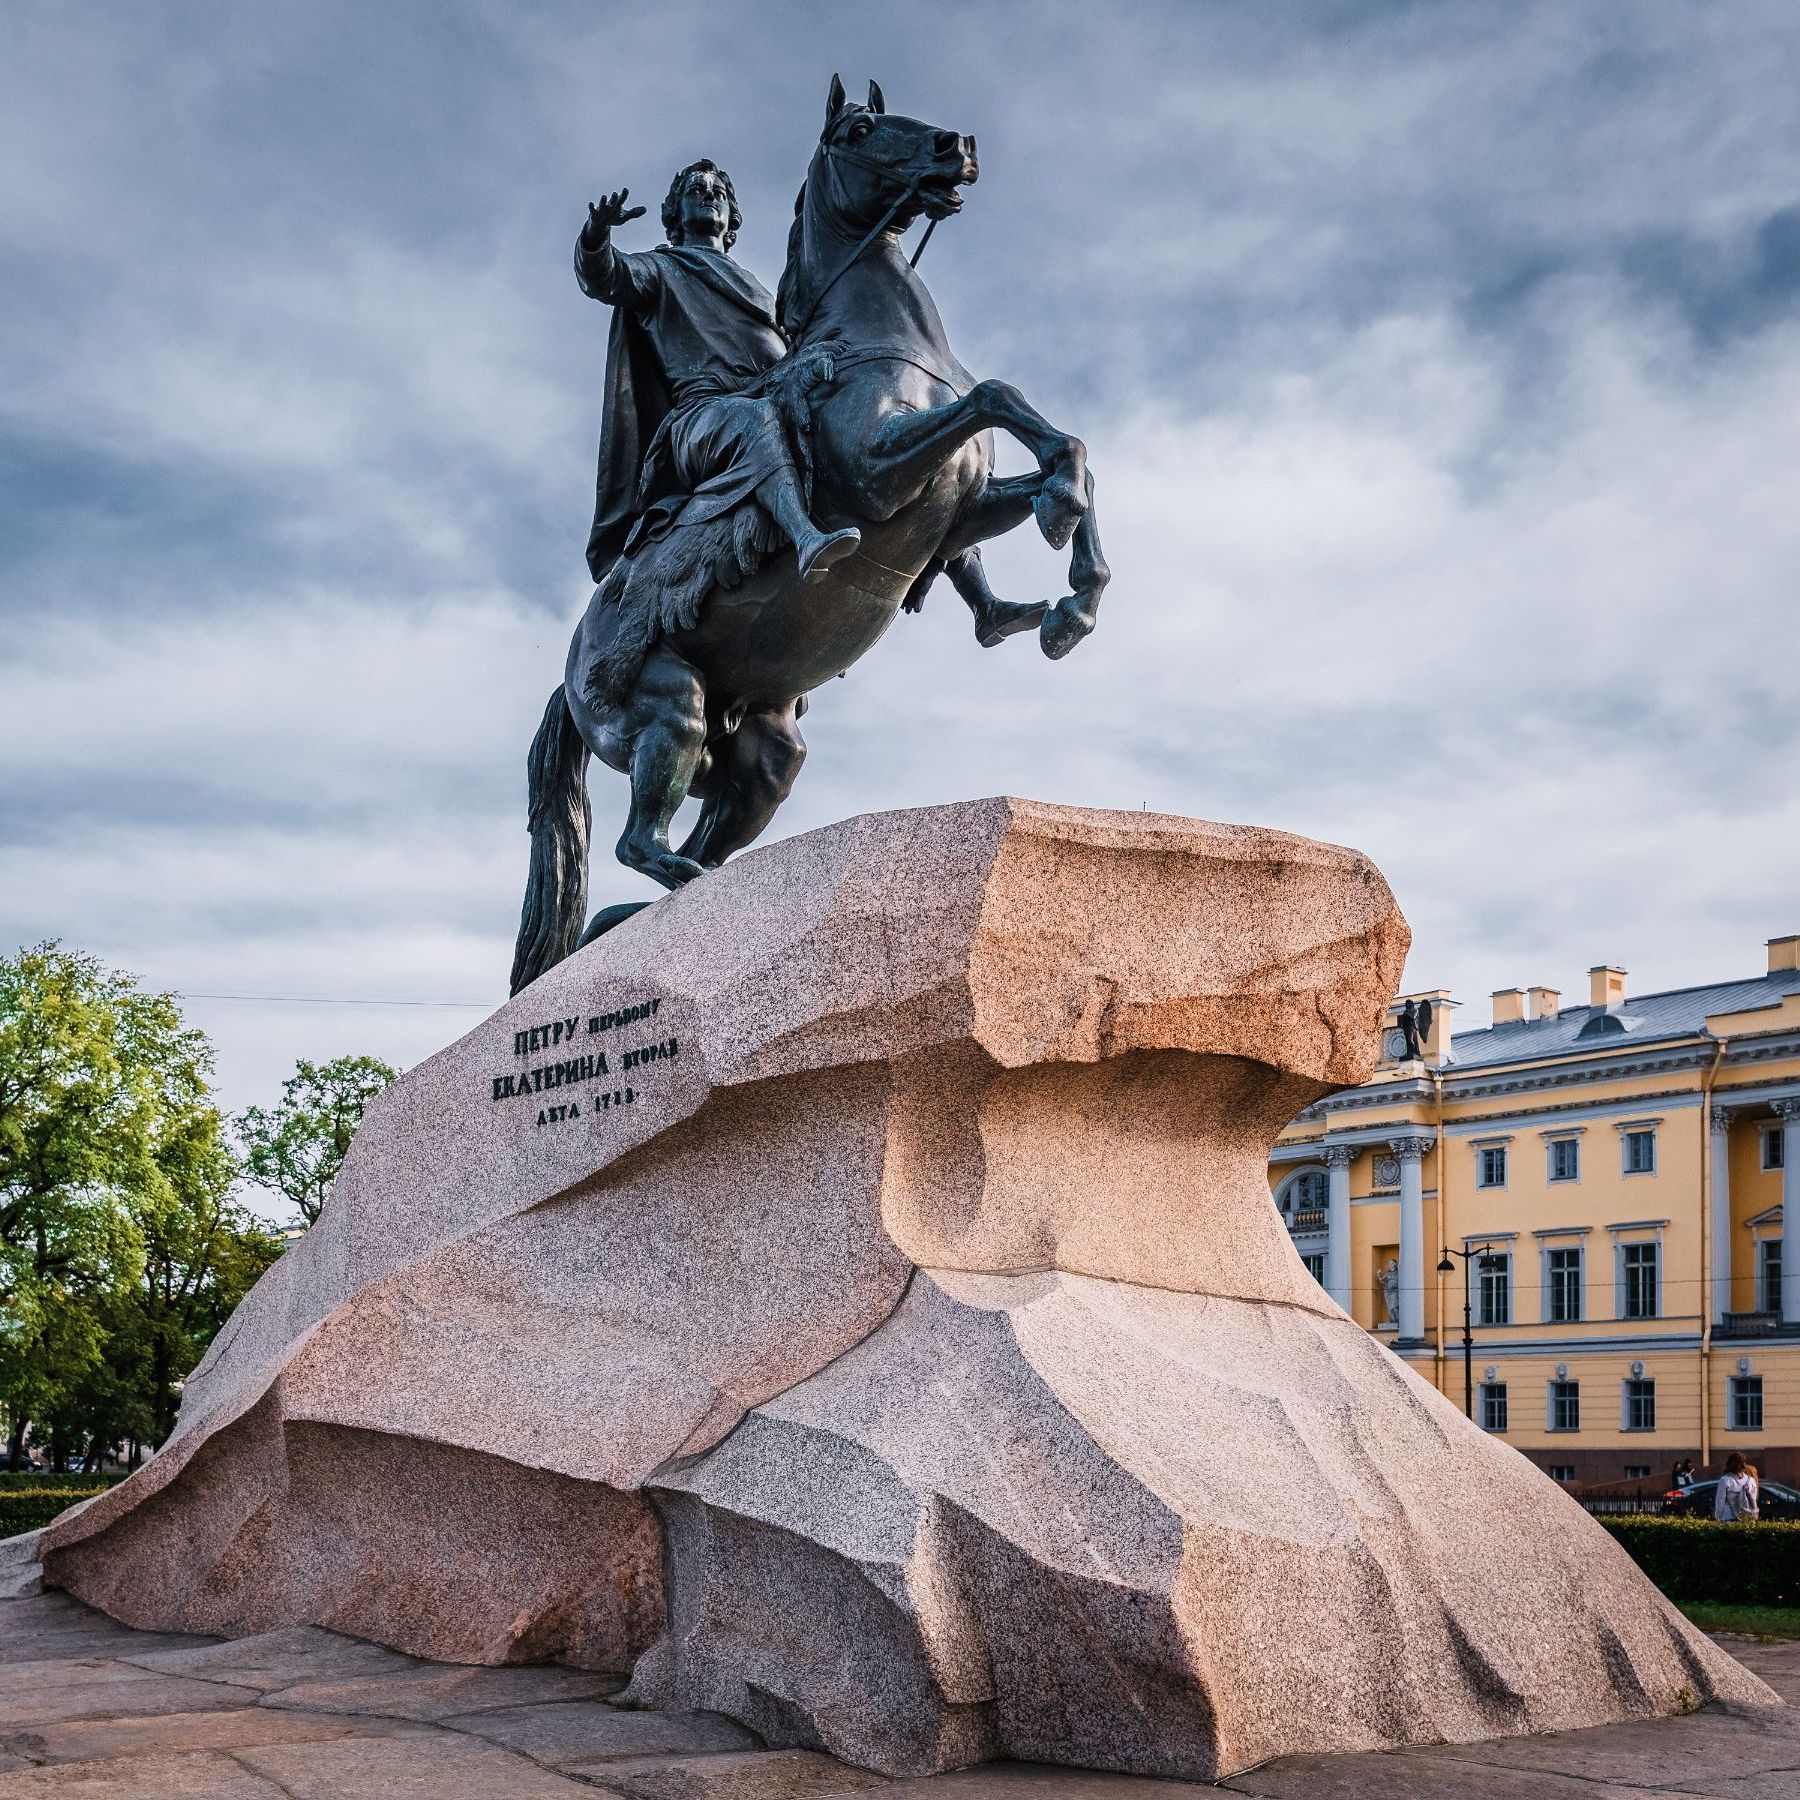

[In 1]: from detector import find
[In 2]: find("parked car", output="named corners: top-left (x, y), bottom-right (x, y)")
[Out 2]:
top-left (1662, 1476), bottom-right (1800, 1521)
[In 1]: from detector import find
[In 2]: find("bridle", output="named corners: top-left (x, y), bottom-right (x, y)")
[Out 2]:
top-left (783, 125), bottom-right (951, 338)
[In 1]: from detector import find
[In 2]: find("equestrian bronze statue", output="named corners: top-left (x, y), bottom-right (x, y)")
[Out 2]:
top-left (511, 77), bottom-right (1111, 993)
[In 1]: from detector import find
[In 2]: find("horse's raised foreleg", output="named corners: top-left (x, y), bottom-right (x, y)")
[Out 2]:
top-left (677, 701), bottom-right (807, 869)
top-left (934, 471), bottom-right (1111, 659)
top-left (865, 381), bottom-right (1088, 548)
top-left (614, 646), bottom-right (712, 889)
top-left (1039, 470), bottom-right (1111, 660)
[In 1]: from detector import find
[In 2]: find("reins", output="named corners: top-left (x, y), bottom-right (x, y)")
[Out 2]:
top-left (783, 134), bottom-right (945, 339)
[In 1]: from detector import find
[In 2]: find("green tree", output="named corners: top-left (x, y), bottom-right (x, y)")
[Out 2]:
top-left (238, 1055), bottom-right (398, 1227)
top-left (0, 943), bottom-right (211, 1468)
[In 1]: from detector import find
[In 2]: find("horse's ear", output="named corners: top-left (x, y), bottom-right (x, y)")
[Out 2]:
top-left (867, 79), bottom-right (886, 114)
top-left (826, 74), bottom-right (846, 122)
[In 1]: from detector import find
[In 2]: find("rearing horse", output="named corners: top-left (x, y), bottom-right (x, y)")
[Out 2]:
top-left (511, 77), bottom-right (1110, 992)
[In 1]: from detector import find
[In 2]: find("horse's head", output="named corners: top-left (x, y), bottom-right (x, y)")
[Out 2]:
top-left (814, 75), bottom-right (978, 231)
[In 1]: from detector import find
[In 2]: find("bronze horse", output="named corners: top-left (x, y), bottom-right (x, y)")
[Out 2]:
top-left (511, 79), bottom-right (1109, 992)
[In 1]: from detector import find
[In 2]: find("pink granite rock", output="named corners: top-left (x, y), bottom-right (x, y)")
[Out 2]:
top-left (34, 798), bottom-right (1775, 1780)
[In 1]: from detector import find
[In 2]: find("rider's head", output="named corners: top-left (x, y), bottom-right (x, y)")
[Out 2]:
top-left (663, 160), bottom-right (741, 252)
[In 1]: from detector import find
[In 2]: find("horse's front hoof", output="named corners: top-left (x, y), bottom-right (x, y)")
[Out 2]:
top-left (1033, 474), bottom-right (1084, 551)
top-left (1039, 598), bottom-right (1094, 660)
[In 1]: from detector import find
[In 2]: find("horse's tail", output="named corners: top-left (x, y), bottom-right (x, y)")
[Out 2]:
top-left (509, 685), bottom-right (591, 996)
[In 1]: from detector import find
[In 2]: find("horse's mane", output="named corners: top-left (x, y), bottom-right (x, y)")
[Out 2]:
top-left (775, 177), bottom-right (811, 340)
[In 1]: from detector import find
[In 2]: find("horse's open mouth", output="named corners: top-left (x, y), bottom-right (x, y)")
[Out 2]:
top-left (917, 179), bottom-right (965, 218)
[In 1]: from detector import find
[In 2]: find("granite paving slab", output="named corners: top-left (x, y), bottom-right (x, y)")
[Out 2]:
top-left (0, 1705), bottom-right (394, 1768)
top-left (122, 1625), bottom-right (423, 1690)
top-left (582, 1747), bottom-right (891, 1800)
top-left (0, 1747), bottom-right (287, 1796)
top-left (231, 1725), bottom-right (608, 1796)
top-left (259, 1661), bottom-right (625, 1721)
top-left (448, 1698), bottom-right (755, 1764)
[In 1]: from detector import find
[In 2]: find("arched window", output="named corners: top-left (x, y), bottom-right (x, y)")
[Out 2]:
top-left (1277, 1166), bottom-right (1329, 1222)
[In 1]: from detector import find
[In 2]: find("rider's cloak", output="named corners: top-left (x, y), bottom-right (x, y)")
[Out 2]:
top-left (579, 237), bottom-right (786, 583)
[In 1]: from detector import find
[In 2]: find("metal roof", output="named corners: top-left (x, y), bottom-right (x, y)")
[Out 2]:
top-left (1447, 968), bottom-right (1800, 1070)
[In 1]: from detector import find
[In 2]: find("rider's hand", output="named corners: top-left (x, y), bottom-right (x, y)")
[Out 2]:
top-left (584, 190), bottom-right (647, 245)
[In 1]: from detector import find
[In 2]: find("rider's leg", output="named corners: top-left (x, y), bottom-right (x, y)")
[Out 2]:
top-left (615, 646), bottom-right (712, 889)
top-left (754, 469), bottom-right (861, 583)
top-left (677, 701), bottom-right (807, 869)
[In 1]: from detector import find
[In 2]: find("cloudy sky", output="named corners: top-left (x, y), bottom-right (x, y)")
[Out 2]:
top-left (3, 0), bottom-right (1797, 1121)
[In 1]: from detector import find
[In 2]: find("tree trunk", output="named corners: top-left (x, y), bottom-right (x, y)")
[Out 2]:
top-left (5, 1418), bottom-right (27, 1471)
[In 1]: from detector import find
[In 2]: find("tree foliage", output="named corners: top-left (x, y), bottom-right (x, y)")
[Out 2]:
top-left (0, 944), bottom-right (285, 1468)
top-left (237, 1055), bottom-right (397, 1226)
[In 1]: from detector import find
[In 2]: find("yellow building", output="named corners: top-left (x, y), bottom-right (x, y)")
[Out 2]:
top-left (1269, 934), bottom-right (1800, 1488)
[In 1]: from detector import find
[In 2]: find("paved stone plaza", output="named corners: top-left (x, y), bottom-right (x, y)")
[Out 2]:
top-left (0, 1590), bottom-right (1794, 1797)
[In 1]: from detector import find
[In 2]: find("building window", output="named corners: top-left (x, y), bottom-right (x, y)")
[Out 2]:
top-left (1765, 1127), bottom-right (1785, 1172)
top-left (1622, 1128), bottom-right (1656, 1175)
top-left (1282, 1168), bottom-right (1328, 1221)
top-left (1546, 1246), bottom-right (1584, 1323)
top-left (1301, 1252), bottom-right (1326, 1285)
top-left (1730, 1376), bottom-right (1763, 1432)
top-left (1480, 1382), bottom-right (1508, 1432)
top-left (1477, 1144), bottom-right (1507, 1188)
top-left (1477, 1252), bottom-right (1511, 1326)
top-left (1760, 1240), bottom-right (1782, 1316)
top-left (1624, 1378), bottom-right (1656, 1432)
top-left (1549, 1464), bottom-right (1576, 1482)
top-left (1621, 1242), bottom-right (1660, 1320)
top-left (1549, 1380), bottom-right (1580, 1432)
top-left (1549, 1137), bottom-right (1580, 1182)
top-left (1623, 1464), bottom-right (1651, 1481)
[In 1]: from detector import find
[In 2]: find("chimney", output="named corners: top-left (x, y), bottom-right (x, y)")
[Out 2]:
top-left (1589, 965), bottom-right (1627, 1009)
top-left (1770, 935), bottom-right (1800, 974)
top-left (1528, 985), bottom-right (1561, 1020)
top-left (1491, 988), bottom-right (1527, 1026)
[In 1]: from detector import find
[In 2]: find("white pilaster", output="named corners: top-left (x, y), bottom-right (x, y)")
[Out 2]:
top-left (1323, 1144), bottom-right (1353, 1313)
top-left (1778, 1100), bottom-right (1800, 1326)
top-left (1392, 1135), bottom-right (1433, 1344)
top-left (1710, 1106), bottom-right (1733, 1325)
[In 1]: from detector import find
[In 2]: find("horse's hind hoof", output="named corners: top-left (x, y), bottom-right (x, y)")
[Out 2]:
top-left (1039, 598), bottom-right (1094, 661)
top-left (1033, 474), bottom-right (1084, 551)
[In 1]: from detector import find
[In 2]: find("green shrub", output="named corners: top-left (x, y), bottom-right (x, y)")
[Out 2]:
top-left (1598, 1516), bottom-right (1800, 1607)
top-left (0, 1488), bottom-right (107, 1535)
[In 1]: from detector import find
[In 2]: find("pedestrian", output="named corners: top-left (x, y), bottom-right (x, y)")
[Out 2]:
top-left (1672, 1459), bottom-right (1695, 1490)
top-left (1713, 1452), bottom-right (1760, 1522)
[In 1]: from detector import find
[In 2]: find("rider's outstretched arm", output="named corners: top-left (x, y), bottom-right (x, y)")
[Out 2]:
top-left (576, 189), bottom-right (659, 312)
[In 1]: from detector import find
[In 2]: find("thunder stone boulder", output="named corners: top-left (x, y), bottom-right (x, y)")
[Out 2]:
top-left (34, 798), bottom-right (1775, 1780)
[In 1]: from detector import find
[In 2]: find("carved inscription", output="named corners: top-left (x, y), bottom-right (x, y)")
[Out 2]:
top-left (489, 997), bottom-right (679, 1128)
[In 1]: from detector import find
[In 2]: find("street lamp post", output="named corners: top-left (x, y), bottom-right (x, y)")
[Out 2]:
top-left (1437, 1241), bottom-right (1499, 1418)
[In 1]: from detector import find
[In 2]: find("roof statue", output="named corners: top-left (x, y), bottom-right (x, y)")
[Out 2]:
top-left (511, 77), bottom-right (1110, 992)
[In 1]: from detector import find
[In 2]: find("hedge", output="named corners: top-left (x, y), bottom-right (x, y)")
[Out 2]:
top-left (0, 1488), bottom-right (107, 1536)
top-left (1598, 1516), bottom-right (1800, 1608)
top-left (0, 1471), bottom-right (127, 1491)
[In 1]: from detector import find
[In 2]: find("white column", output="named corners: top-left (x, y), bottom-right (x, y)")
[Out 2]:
top-left (1324, 1144), bottom-right (1353, 1313)
top-left (1778, 1100), bottom-right (1800, 1326)
top-left (1392, 1135), bottom-right (1433, 1344)
top-left (1710, 1106), bottom-right (1733, 1325)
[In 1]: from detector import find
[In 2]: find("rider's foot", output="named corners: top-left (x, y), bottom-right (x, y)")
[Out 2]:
top-left (797, 526), bottom-right (862, 583)
top-left (971, 596), bottom-right (1048, 649)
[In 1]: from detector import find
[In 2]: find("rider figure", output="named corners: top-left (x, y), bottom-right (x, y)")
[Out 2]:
top-left (577, 160), bottom-right (860, 587)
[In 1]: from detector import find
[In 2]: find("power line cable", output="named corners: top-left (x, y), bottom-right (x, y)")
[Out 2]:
top-left (176, 992), bottom-right (493, 1009)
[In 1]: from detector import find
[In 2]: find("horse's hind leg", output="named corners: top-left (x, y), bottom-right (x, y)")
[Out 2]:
top-left (677, 701), bottom-right (806, 870)
top-left (615, 646), bottom-right (712, 889)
